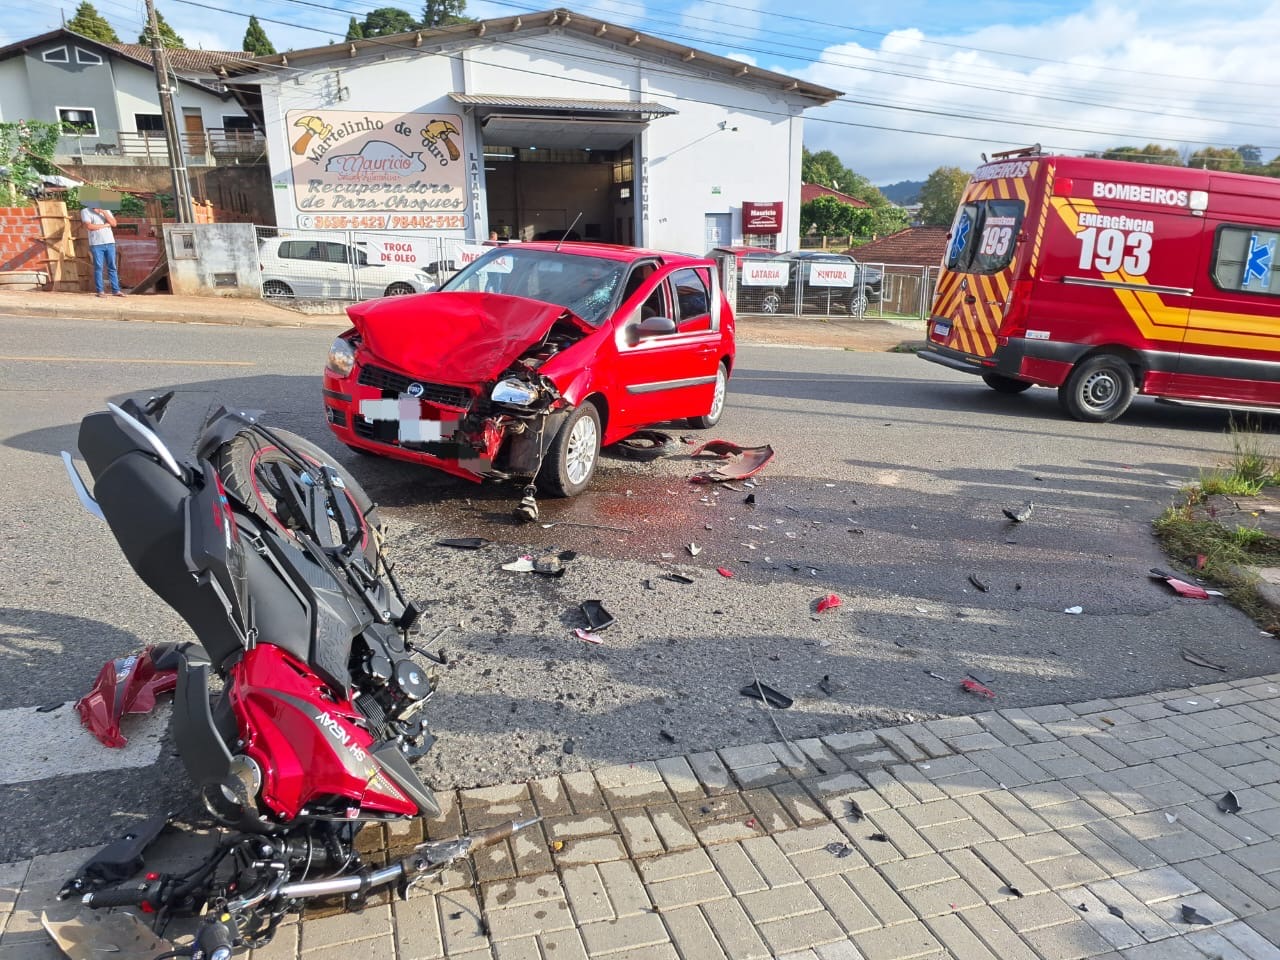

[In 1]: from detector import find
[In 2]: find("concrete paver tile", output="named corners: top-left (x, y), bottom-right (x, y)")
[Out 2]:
top-left (921, 913), bottom-right (1000, 959)
top-left (701, 896), bottom-right (772, 959)
top-left (659, 904), bottom-right (728, 959)
top-left (863, 809), bottom-right (931, 859)
top-left (554, 835), bottom-right (628, 867)
top-left (1083, 879), bottom-right (1178, 942)
top-left (1020, 918), bottom-right (1116, 960)
top-left (492, 936), bottom-right (540, 960)
top-left (693, 818), bottom-right (765, 845)
top-left (823, 731), bottom-right (888, 754)
top-left (645, 870), bottom-right (732, 910)
top-left (483, 897), bottom-right (574, 941)
top-left (721, 742), bottom-right (783, 770)
top-left (546, 813), bottom-right (618, 841)
top-left (707, 842), bottom-right (767, 895)
top-left (678, 793), bottom-right (749, 825)
top-left (562, 864), bottom-right (613, 924)
top-left (1116, 866), bottom-right (1199, 904)
top-left (757, 911), bottom-right (847, 955)
top-left (897, 876), bottom-right (984, 918)
top-left (1080, 820), bottom-right (1165, 872)
top-left (1222, 917), bottom-right (1280, 959)
top-left (851, 920), bottom-right (945, 960)
top-left (943, 732), bottom-right (1004, 752)
top-left (776, 780), bottom-right (833, 825)
top-left (814, 941), bottom-right (868, 960)
top-left (838, 866), bottom-right (915, 926)
top-left (933, 770), bottom-right (1002, 799)
top-left (743, 835), bottom-right (804, 888)
top-left (561, 771), bottom-right (608, 814)
top-left (1010, 779), bottom-right (1079, 809)
top-left (948, 844), bottom-right (1048, 900)
top-left (299, 903), bottom-right (391, 950)
top-left (301, 935), bottom-right (396, 960)
top-left (967, 748), bottom-right (1038, 789)
top-left (899, 799), bottom-right (967, 829)
top-left (1182, 853), bottom-right (1280, 914)
top-left (1184, 927), bottom-right (1272, 960)
top-left (874, 727), bottom-right (929, 764)
top-left (774, 823), bottom-right (849, 855)
top-left (992, 890), bottom-right (1079, 933)
top-left (809, 874), bottom-right (882, 934)
top-left (438, 888), bottom-right (491, 956)
top-left (654, 756), bottom-right (705, 802)
top-left (529, 776), bottom-right (573, 818)
top-left (1003, 830), bottom-right (1078, 865)
top-left (687, 751), bottom-right (734, 796)
top-left (974, 711), bottom-right (1033, 747)
top-left (598, 860), bottom-right (654, 918)
top-left (1242, 906), bottom-right (1280, 944)
top-left (1070, 886), bottom-right (1145, 951)
top-left (741, 786), bottom-right (798, 833)
top-left (955, 904), bottom-right (1041, 960)
top-left (1230, 839), bottom-right (1280, 877)
top-left (594, 762), bottom-right (662, 790)
top-left (898, 725), bottom-right (954, 761)
top-left (954, 793), bottom-right (1025, 841)
top-left (788, 844), bottom-right (871, 879)
top-left (879, 854), bottom-right (958, 892)
top-left (647, 803), bottom-right (699, 853)
top-left (917, 817), bottom-right (994, 852)
top-left (578, 912), bottom-right (669, 955)
top-left (860, 768), bottom-right (918, 809)
top-left (740, 883), bottom-right (825, 924)
top-left (980, 789), bottom-right (1053, 836)
top-left (481, 875), bottom-right (565, 910)
top-left (602, 781), bottom-right (676, 810)
top-left (889, 765), bottom-right (948, 803)
top-left (1109, 937), bottom-right (1205, 959)
top-left (616, 810), bottom-right (664, 858)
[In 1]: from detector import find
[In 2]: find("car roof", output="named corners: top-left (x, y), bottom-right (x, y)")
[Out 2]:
top-left (512, 241), bottom-right (711, 267)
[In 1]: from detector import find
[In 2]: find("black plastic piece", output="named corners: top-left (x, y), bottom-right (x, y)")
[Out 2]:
top-left (740, 681), bottom-right (793, 709)
top-left (579, 600), bottom-right (615, 632)
top-left (372, 741), bottom-right (441, 818)
top-left (58, 812), bottom-right (170, 899)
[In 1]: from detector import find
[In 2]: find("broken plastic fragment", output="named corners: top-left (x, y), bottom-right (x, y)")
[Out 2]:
top-left (1182, 649), bottom-right (1226, 672)
top-left (1064, 606), bottom-right (1083, 615)
top-left (1150, 568), bottom-right (1210, 600)
top-left (663, 573), bottom-right (694, 585)
top-left (436, 537), bottom-right (490, 549)
top-left (847, 799), bottom-right (865, 822)
top-left (1179, 904), bottom-right (1212, 926)
top-left (740, 681), bottom-right (793, 709)
top-left (1216, 790), bottom-right (1242, 814)
top-left (533, 554), bottom-right (567, 577)
top-left (580, 600), bottom-right (615, 632)
top-left (1002, 502), bottom-right (1033, 523)
top-left (815, 594), bottom-right (842, 613)
top-left (501, 556), bottom-right (535, 572)
top-left (717, 567), bottom-right (734, 578)
top-left (868, 833), bottom-right (890, 843)
top-left (968, 574), bottom-right (990, 593)
top-left (688, 543), bottom-right (702, 556)
top-left (690, 440), bottom-right (775, 483)
top-left (824, 842), bottom-right (854, 858)
top-left (573, 628), bottom-right (603, 645)
top-left (961, 678), bottom-right (996, 700)
top-left (817, 674), bottom-right (844, 696)
top-left (924, 670), bottom-right (947, 681)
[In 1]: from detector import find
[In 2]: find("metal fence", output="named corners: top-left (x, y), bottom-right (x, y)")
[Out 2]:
top-left (254, 227), bottom-right (473, 303)
top-left (724, 259), bottom-right (939, 321)
top-left (65, 128), bottom-right (267, 167)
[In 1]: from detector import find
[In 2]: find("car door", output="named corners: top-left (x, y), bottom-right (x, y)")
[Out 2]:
top-left (608, 264), bottom-right (721, 429)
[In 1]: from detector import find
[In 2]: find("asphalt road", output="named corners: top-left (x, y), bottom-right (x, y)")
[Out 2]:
top-left (3, 314), bottom-right (1279, 862)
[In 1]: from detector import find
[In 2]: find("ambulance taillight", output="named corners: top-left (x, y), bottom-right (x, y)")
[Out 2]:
top-left (996, 279), bottom-right (1035, 342)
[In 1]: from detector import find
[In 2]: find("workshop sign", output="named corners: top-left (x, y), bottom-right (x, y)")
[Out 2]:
top-left (288, 110), bottom-right (468, 231)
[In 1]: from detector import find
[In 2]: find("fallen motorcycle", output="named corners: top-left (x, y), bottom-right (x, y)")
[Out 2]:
top-left (52, 395), bottom-right (536, 957)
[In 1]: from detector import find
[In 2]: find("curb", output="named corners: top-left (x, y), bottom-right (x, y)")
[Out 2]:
top-left (0, 303), bottom-right (349, 329)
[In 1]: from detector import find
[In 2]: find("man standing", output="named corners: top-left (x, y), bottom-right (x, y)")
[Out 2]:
top-left (81, 206), bottom-right (125, 297)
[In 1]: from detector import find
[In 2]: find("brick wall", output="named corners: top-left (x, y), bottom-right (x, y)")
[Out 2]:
top-left (0, 207), bottom-right (47, 273)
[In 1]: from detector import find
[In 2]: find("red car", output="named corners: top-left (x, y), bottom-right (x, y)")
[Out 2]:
top-left (324, 242), bottom-right (736, 496)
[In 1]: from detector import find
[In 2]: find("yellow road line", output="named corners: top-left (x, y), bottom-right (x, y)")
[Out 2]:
top-left (0, 356), bottom-right (255, 366)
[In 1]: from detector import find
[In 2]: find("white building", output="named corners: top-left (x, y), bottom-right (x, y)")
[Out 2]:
top-left (223, 8), bottom-right (839, 254)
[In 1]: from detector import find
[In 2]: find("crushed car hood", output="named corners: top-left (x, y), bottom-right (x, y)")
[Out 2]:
top-left (347, 293), bottom-right (592, 383)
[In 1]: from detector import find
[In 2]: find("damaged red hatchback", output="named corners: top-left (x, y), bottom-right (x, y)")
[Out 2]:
top-left (323, 242), bottom-right (736, 496)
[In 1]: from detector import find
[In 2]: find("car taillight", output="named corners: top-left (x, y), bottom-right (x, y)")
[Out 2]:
top-left (998, 279), bottom-right (1034, 339)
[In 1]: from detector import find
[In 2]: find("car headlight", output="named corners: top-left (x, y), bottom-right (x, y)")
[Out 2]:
top-left (491, 378), bottom-right (540, 406)
top-left (326, 337), bottom-right (355, 377)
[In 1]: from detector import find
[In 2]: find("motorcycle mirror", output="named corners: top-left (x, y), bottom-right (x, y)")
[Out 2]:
top-left (107, 402), bottom-right (183, 479)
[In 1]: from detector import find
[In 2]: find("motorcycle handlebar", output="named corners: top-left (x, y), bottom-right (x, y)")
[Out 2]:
top-left (82, 884), bottom-right (146, 908)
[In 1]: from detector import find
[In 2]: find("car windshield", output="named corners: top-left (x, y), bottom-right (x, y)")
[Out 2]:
top-left (440, 248), bottom-right (627, 326)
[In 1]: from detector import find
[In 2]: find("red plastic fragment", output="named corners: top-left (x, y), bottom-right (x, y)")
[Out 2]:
top-left (961, 678), bottom-right (996, 700)
top-left (815, 594), bottom-right (842, 613)
top-left (573, 628), bottom-right (603, 645)
top-left (717, 567), bottom-right (734, 578)
top-left (76, 646), bottom-right (178, 748)
top-left (690, 440), bottom-right (775, 483)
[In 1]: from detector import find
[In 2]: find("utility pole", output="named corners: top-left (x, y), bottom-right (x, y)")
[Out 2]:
top-left (145, 0), bottom-right (195, 222)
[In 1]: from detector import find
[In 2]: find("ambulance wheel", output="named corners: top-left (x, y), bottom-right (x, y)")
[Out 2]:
top-left (981, 373), bottom-right (1034, 394)
top-left (1058, 355), bottom-right (1135, 422)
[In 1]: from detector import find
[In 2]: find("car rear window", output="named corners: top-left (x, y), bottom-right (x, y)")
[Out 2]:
top-left (945, 198), bottom-right (1024, 274)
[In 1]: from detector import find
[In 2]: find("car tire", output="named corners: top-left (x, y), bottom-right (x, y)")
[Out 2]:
top-left (1057, 354), bottom-right (1136, 422)
top-left (981, 373), bottom-right (1034, 394)
top-left (760, 291), bottom-right (783, 315)
top-left (214, 428), bottom-right (381, 564)
top-left (847, 288), bottom-right (871, 316)
top-left (384, 282), bottom-right (415, 297)
top-left (538, 401), bottom-right (601, 498)
top-left (687, 361), bottom-right (729, 429)
top-left (263, 280), bottom-right (294, 299)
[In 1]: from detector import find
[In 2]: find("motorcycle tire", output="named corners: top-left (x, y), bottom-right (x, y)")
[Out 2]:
top-left (213, 428), bottom-right (382, 565)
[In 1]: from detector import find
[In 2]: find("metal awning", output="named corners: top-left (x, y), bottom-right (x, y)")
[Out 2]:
top-left (451, 93), bottom-right (675, 150)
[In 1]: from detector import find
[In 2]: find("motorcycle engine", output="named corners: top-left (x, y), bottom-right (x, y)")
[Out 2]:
top-left (351, 627), bottom-right (435, 756)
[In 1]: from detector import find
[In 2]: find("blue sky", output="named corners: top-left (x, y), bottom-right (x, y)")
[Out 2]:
top-left (7, 0), bottom-right (1279, 183)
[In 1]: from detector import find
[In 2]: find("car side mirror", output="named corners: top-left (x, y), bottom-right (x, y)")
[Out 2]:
top-left (628, 315), bottom-right (676, 345)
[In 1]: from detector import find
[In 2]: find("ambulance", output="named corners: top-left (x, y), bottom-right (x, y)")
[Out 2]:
top-left (919, 147), bottom-right (1280, 421)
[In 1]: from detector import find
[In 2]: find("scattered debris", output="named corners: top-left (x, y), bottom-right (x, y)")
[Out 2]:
top-left (580, 600), bottom-right (615, 632)
top-left (817, 674), bottom-right (844, 696)
top-left (847, 799), bottom-right (865, 822)
top-left (1002, 502), bottom-right (1034, 523)
top-left (573, 628), bottom-right (603, 645)
top-left (744, 493), bottom-right (757, 505)
top-left (824, 842), bottom-right (855, 858)
top-left (1182, 649), bottom-right (1226, 672)
top-left (740, 681), bottom-right (793, 709)
top-left (501, 556), bottom-right (535, 572)
top-left (745, 818), bottom-right (758, 829)
top-left (539, 520), bottom-right (635, 532)
top-left (642, 579), bottom-right (655, 590)
top-left (690, 440), bottom-right (776, 483)
top-left (1216, 790), bottom-right (1242, 815)
top-left (1064, 606), bottom-right (1083, 615)
top-left (514, 485), bottom-right (539, 523)
top-left (1077, 903), bottom-right (1088, 912)
top-left (972, 846), bottom-right (1023, 898)
top-left (924, 670), bottom-right (948, 681)
top-left (1102, 901), bottom-right (1124, 919)
top-left (533, 554), bottom-right (567, 577)
top-left (968, 574), bottom-right (990, 593)
top-left (659, 729), bottom-right (677, 743)
top-left (717, 567), bottom-right (734, 578)
top-left (815, 594), bottom-right (842, 613)
top-left (35, 702), bottom-right (63, 713)
top-left (868, 833), bottom-right (890, 843)
top-left (551, 840), bottom-right (565, 852)
top-left (613, 430), bottom-right (678, 461)
top-left (1151, 568), bottom-right (1211, 600)
top-left (1165, 812), bottom-right (1179, 824)
top-left (1179, 904), bottom-right (1212, 926)
top-left (436, 537), bottom-right (490, 549)
top-left (664, 573), bottom-right (695, 585)
top-left (563, 739), bottom-right (576, 754)
top-left (961, 678), bottom-right (996, 700)
top-left (915, 606), bottom-right (929, 614)
top-left (688, 543), bottom-right (703, 557)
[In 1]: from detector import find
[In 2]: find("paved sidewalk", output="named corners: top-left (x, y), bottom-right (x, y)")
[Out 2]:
top-left (0, 290), bottom-right (923, 352)
top-left (5, 676), bottom-right (1280, 960)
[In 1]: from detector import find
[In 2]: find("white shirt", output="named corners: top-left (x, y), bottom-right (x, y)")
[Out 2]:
top-left (81, 208), bottom-right (115, 247)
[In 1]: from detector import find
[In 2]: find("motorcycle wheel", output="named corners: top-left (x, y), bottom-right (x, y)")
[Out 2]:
top-left (214, 428), bottom-right (382, 565)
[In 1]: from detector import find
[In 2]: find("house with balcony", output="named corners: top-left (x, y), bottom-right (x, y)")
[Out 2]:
top-left (0, 28), bottom-right (263, 167)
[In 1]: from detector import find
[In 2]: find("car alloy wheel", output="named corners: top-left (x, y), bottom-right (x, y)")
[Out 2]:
top-left (564, 413), bottom-right (599, 486)
top-left (760, 291), bottom-right (782, 314)
top-left (263, 280), bottom-right (294, 299)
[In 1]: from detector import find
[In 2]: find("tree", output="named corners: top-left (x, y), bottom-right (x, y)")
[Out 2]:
top-left (1188, 147), bottom-right (1244, 172)
top-left (67, 2), bottom-right (120, 43)
top-left (360, 7), bottom-right (419, 37)
top-left (420, 0), bottom-right (469, 27)
top-left (1239, 144), bottom-right (1263, 168)
top-left (918, 166), bottom-right (970, 226)
top-left (800, 195), bottom-right (860, 236)
top-left (242, 15), bottom-right (276, 55)
top-left (139, 7), bottom-right (185, 48)
top-left (0, 120), bottom-right (64, 204)
top-left (345, 17), bottom-right (364, 40)
top-left (1098, 144), bottom-right (1181, 165)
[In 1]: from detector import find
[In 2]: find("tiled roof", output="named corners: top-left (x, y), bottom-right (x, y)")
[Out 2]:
top-left (800, 183), bottom-right (869, 207)
top-left (108, 43), bottom-right (252, 75)
top-left (855, 227), bottom-right (950, 267)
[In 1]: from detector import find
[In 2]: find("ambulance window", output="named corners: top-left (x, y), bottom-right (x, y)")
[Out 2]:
top-left (945, 204), bottom-right (979, 270)
top-left (1213, 226), bottom-right (1280, 297)
top-left (946, 199), bottom-right (1024, 275)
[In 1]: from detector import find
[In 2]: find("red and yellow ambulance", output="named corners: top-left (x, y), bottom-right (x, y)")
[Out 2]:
top-left (919, 147), bottom-right (1280, 421)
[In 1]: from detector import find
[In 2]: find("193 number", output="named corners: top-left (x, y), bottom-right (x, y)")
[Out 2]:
top-left (1076, 227), bottom-right (1151, 276)
top-left (980, 225), bottom-right (1013, 257)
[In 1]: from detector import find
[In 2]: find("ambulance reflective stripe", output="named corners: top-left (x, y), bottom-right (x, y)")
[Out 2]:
top-left (1050, 197), bottom-right (1280, 354)
top-left (1029, 165), bottom-right (1055, 275)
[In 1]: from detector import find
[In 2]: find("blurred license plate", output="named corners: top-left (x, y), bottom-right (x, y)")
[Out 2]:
top-left (932, 321), bottom-right (951, 339)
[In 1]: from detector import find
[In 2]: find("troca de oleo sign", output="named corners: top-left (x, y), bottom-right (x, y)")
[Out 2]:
top-left (287, 109), bottom-right (468, 231)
